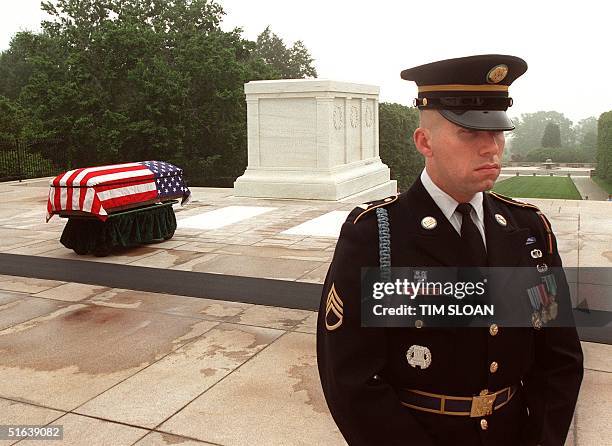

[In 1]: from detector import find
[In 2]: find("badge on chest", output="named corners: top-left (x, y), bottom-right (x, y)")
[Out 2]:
top-left (406, 345), bottom-right (432, 369)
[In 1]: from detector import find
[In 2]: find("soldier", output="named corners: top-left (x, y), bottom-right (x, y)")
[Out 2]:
top-left (317, 55), bottom-right (583, 446)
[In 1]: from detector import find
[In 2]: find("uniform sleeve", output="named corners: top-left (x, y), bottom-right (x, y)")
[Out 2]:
top-left (316, 218), bottom-right (436, 446)
top-left (521, 215), bottom-right (584, 446)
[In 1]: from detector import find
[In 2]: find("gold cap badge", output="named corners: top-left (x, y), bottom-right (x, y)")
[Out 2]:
top-left (486, 64), bottom-right (508, 84)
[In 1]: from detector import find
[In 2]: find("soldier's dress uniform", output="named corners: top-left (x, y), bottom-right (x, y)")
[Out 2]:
top-left (316, 55), bottom-right (584, 446)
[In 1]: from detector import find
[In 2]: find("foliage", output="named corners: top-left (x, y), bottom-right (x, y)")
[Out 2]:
top-left (574, 116), bottom-right (598, 161)
top-left (591, 175), bottom-right (612, 195)
top-left (492, 176), bottom-right (582, 200)
top-left (0, 0), bottom-right (316, 185)
top-left (541, 121), bottom-right (561, 148)
top-left (253, 26), bottom-right (317, 79)
top-left (523, 147), bottom-right (589, 163)
top-left (378, 103), bottom-right (422, 191)
top-left (509, 111), bottom-right (599, 162)
top-left (596, 111), bottom-right (612, 181)
top-left (509, 111), bottom-right (575, 155)
top-left (0, 96), bottom-right (25, 138)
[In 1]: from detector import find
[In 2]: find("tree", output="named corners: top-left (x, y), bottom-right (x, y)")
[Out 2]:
top-left (574, 116), bottom-right (598, 162)
top-left (0, 96), bottom-right (24, 139)
top-left (378, 103), bottom-right (422, 191)
top-left (254, 26), bottom-right (317, 79)
top-left (541, 121), bottom-right (561, 148)
top-left (509, 111), bottom-right (574, 155)
top-left (597, 111), bottom-right (612, 181)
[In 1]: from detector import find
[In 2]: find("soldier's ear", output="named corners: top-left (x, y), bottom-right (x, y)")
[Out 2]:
top-left (414, 127), bottom-right (433, 158)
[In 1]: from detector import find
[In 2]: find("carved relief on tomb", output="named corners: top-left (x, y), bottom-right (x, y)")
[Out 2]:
top-left (333, 105), bottom-right (344, 130)
top-left (365, 104), bottom-right (373, 128)
top-left (350, 106), bottom-right (360, 128)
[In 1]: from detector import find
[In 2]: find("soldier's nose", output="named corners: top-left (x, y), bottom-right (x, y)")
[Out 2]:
top-left (479, 132), bottom-right (503, 155)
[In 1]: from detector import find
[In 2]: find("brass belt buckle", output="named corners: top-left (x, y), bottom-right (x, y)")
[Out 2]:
top-left (470, 389), bottom-right (496, 417)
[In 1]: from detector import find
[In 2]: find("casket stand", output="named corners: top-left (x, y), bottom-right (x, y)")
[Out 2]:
top-left (59, 200), bottom-right (177, 256)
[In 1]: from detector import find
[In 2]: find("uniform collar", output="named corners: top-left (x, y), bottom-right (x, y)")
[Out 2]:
top-left (420, 168), bottom-right (484, 224)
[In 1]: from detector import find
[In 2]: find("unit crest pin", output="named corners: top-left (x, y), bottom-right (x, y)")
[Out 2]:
top-left (421, 216), bottom-right (437, 230)
top-left (494, 213), bottom-right (507, 226)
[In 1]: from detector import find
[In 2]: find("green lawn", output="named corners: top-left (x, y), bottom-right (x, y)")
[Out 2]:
top-left (492, 176), bottom-right (582, 200)
top-left (592, 175), bottom-right (612, 194)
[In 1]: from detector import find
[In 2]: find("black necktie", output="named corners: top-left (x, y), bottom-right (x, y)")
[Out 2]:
top-left (456, 203), bottom-right (487, 266)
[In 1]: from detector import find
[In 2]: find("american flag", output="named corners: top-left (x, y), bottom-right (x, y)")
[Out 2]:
top-left (46, 160), bottom-right (191, 221)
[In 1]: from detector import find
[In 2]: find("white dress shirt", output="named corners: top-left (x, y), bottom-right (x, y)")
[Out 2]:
top-left (420, 168), bottom-right (487, 250)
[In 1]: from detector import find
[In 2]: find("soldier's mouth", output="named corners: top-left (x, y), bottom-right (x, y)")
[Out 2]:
top-left (475, 164), bottom-right (500, 173)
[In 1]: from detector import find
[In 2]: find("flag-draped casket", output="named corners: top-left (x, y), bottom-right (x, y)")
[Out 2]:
top-left (46, 161), bottom-right (191, 222)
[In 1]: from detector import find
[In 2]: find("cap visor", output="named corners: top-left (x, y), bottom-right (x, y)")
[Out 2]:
top-left (439, 110), bottom-right (515, 131)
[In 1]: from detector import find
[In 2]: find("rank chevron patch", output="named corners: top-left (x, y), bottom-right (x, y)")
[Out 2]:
top-left (325, 283), bottom-right (344, 331)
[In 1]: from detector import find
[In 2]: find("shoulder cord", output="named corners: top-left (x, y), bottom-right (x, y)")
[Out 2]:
top-left (376, 207), bottom-right (391, 281)
top-left (535, 211), bottom-right (555, 264)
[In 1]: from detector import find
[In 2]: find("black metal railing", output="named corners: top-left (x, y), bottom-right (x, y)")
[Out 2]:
top-left (0, 137), bottom-right (241, 187)
top-left (0, 137), bottom-right (70, 182)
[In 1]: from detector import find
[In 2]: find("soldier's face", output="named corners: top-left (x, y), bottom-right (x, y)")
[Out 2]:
top-left (416, 115), bottom-right (505, 201)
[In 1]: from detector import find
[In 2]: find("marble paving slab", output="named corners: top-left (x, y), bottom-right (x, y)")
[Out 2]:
top-left (177, 206), bottom-right (277, 230)
top-left (0, 303), bottom-right (218, 410)
top-left (282, 210), bottom-right (350, 238)
top-left (75, 323), bottom-right (283, 428)
top-left (158, 332), bottom-right (346, 446)
top-left (15, 412), bottom-right (148, 446)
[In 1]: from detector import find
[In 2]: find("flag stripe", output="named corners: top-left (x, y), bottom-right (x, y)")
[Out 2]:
top-left (101, 190), bottom-right (159, 210)
top-left (95, 176), bottom-right (154, 193)
top-left (98, 181), bottom-right (158, 201)
top-left (66, 168), bottom-right (87, 211)
top-left (84, 168), bottom-right (153, 187)
top-left (71, 162), bottom-right (142, 186)
top-left (47, 187), bottom-right (55, 214)
top-left (72, 187), bottom-right (80, 210)
top-left (83, 187), bottom-right (96, 213)
top-left (73, 163), bottom-right (143, 187)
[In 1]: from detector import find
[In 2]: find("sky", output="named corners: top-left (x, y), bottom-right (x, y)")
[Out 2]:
top-left (1, 0), bottom-right (611, 124)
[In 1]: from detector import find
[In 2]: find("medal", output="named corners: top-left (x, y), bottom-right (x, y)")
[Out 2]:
top-left (532, 312), bottom-right (542, 329)
top-left (541, 307), bottom-right (549, 324)
top-left (549, 300), bottom-right (558, 320)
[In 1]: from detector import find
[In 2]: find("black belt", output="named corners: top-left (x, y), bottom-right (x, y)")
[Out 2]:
top-left (399, 385), bottom-right (519, 417)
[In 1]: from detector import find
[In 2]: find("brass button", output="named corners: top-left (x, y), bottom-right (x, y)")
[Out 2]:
top-left (489, 324), bottom-right (499, 336)
top-left (415, 319), bottom-right (423, 328)
top-left (490, 361), bottom-right (499, 373)
top-left (480, 419), bottom-right (488, 430)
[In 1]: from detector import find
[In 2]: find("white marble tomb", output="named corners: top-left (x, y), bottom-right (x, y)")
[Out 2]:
top-left (233, 79), bottom-right (397, 201)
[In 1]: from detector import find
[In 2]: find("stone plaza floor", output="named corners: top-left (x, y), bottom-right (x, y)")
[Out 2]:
top-left (0, 177), bottom-right (611, 445)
